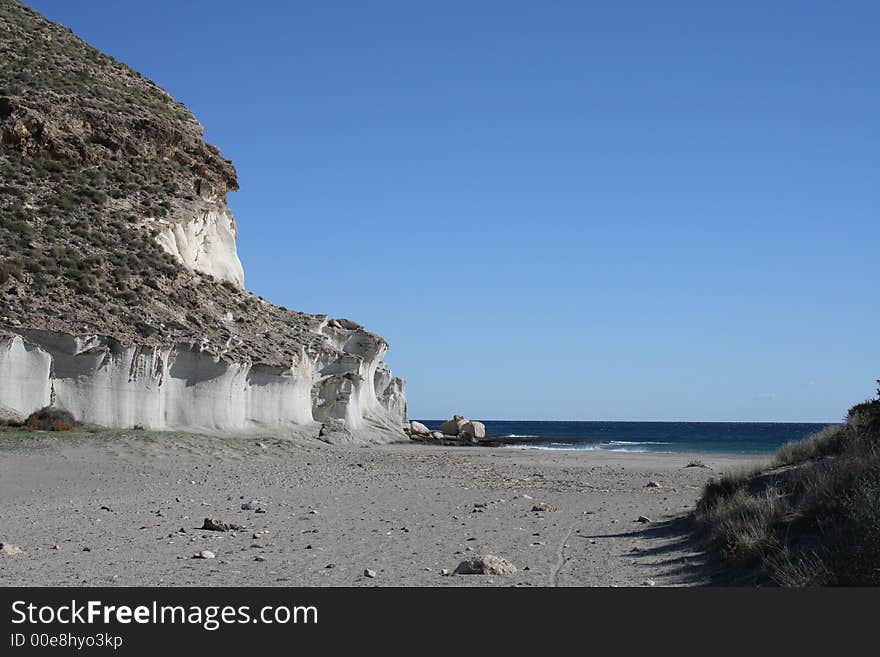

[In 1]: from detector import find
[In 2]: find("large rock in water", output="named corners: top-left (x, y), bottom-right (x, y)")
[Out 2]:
top-left (0, 2), bottom-right (406, 444)
top-left (441, 415), bottom-right (467, 436)
top-left (461, 421), bottom-right (486, 440)
top-left (440, 415), bottom-right (486, 441)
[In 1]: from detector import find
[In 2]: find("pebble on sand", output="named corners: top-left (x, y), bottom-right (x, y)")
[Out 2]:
top-left (194, 550), bottom-right (215, 559)
top-left (364, 569), bottom-right (377, 578)
top-left (202, 518), bottom-right (241, 532)
top-left (1, 543), bottom-right (24, 556)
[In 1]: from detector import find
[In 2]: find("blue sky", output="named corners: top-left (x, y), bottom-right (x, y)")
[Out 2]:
top-left (28, 1), bottom-right (879, 422)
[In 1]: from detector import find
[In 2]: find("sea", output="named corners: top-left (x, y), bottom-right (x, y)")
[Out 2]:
top-left (416, 420), bottom-right (835, 455)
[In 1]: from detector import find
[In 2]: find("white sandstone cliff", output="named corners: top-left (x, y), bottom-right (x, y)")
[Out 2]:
top-left (0, 324), bottom-right (407, 444)
top-left (0, 203), bottom-right (407, 444)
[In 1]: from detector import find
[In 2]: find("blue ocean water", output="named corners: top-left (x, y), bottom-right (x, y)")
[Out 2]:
top-left (416, 420), bottom-right (835, 454)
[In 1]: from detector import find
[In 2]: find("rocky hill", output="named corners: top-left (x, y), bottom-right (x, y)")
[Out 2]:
top-left (0, 1), bottom-right (406, 442)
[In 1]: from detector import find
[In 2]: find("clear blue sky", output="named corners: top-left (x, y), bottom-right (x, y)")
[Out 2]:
top-left (28, 1), bottom-right (879, 422)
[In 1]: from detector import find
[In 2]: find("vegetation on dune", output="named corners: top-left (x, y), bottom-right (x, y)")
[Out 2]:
top-left (693, 381), bottom-right (880, 585)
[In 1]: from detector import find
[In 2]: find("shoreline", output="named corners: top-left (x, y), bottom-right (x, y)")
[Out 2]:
top-left (499, 444), bottom-right (772, 457)
top-left (0, 429), bottom-right (768, 586)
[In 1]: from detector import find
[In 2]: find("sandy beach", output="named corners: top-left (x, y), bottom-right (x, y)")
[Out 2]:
top-left (0, 430), bottom-right (766, 587)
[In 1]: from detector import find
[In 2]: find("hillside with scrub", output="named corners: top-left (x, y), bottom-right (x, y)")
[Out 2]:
top-left (693, 382), bottom-right (880, 585)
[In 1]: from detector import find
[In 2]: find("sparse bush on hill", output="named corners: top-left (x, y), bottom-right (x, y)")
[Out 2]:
top-left (0, 0), bottom-right (344, 367)
top-left (693, 381), bottom-right (880, 585)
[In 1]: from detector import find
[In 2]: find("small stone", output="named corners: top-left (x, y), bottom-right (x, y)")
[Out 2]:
top-left (453, 555), bottom-right (517, 576)
top-left (51, 544), bottom-right (60, 550)
top-left (441, 569), bottom-right (451, 576)
top-left (202, 518), bottom-right (241, 532)
top-left (646, 481), bottom-right (662, 488)
top-left (637, 516), bottom-right (652, 523)
top-left (194, 550), bottom-right (215, 559)
top-left (308, 509), bottom-right (319, 515)
top-left (644, 579), bottom-right (656, 587)
top-left (364, 568), bottom-right (377, 578)
top-left (254, 555), bottom-right (266, 562)
top-left (1, 543), bottom-right (24, 556)
top-left (241, 500), bottom-right (260, 510)
top-left (531, 502), bottom-right (556, 513)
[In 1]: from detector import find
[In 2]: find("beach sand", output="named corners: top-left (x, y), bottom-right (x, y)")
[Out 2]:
top-left (0, 430), bottom-right (765, 586)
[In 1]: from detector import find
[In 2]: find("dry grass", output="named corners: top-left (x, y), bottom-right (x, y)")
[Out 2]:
top-left (773, 424), bottom-right (847, 466)
top-left (22, 407), bottom-right (76, 431)
top-left (693, 392), bottom-right (880, 586)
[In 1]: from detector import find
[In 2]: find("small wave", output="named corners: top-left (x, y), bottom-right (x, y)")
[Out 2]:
top-left (504, 443), bottom-right (649, 453)
top-left (608, 440), bottom-right (672, 446)
top-left (505, 434), bottom-right (539, 438)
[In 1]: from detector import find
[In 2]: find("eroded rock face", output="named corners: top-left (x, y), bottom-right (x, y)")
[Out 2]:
top-left (0, 328), bottom-right (406, 443)
top-left (154, 207), bottom-right (244, 288)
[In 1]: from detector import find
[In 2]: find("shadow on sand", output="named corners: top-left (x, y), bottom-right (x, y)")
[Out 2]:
top-left (580, 515), bottom-right (736, 586)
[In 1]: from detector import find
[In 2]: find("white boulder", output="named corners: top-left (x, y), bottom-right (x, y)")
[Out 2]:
top-left (461, 421), bottom-right (486, 440)
top-left (441, 415), bottom-right (467, 436)
top-left (409, 421), bottom-right (431, 436)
